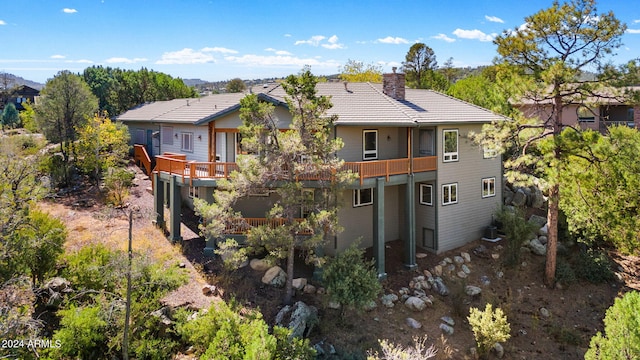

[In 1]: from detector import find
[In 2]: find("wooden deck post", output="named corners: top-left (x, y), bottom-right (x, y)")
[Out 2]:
top-left (373, 177), bottom-right (387, 279)
top-left (404, 174), bottom-right (417, 269)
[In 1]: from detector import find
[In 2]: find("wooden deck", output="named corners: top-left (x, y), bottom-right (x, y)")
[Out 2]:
top-left (153, 153), bottom-right (437, 185)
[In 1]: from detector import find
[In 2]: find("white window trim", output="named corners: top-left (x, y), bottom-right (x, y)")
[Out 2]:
top-left (181, 132), bottom-right (194, 152)
top-left (419, 184), bottom-right (432, 206)
top-left (443, 129), bottom-right (459, 162)
top-left (483, 145), bottom-right (498, 159)
top-left (362, 130), bottom-right (378, 160)
top-left (188, 186), bottom-right (199, 199)
top-left (353, 188), bottom-right (374, 207)
top-left (482, 177), bottom-right (496, 198)
top-left (442, 183), bottom-right (458, 205)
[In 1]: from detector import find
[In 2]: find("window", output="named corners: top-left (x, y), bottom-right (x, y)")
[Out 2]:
top-left (483, 144), bottom-right (498, 159)
top-left (133, 129), bottom-right (145, 145)
top-left (419, 184), bottom-right (432, 206)
top-left (162, 126), bottom-right (173, 145)
top-left (363, 130), bottom-right (378, 160)
top-left (577, 107), bottom-right (595, 122)
top-left (443, 130), bottom-right (458, 162)
top-left (442, 183), bottom-right (458, 205)
top-left (353, 188), bottom-right (374, 207)
top-left (482, 177), bottom-right (496, 198)
top-left (419, 129), bottom-right (434, 156)
top-left (181, 132), bottom-right (193, 152)
top-left (189, 186), bottom-right (199, 199)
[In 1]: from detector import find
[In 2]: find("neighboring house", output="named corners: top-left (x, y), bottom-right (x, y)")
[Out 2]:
top-left (1, 85), bottom-right (40, 111)
top-left (118, 72), bottom-right (506, 277)
top-left (515, 87), bottom-right (640, 132)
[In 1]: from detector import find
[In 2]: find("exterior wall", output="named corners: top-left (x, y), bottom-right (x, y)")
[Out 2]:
top-left (336, 126), bottom-right (407, 162)
top-left (415, 181), bottom-right (437, 249)
top-left (333, 185), bottom-right (402, 255)
top-left (160, 124), bottom-right (209, 162)
top-left (125, 121), bottom-right (161, 157)
top-left (434, 123), bottom-right (502, 253)
top-left (518, 104), bottom-right (601, 131)
top-left (215, 106), bottom-right (292, 129)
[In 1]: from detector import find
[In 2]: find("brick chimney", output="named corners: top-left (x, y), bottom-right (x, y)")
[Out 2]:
top-left (382, 67), bottom-right (405, 101)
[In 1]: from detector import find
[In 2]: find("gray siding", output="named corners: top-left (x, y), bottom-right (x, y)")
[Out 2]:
top-left (125, 121), bottom-right (160, 157)
top-left (435, 124), bottom-right (502, 253)
top-left (415, 181), bottom-right (437, 249)
top-left (160, 124), bottom-right (209, 162)
top-left (336, 126), bottom-right (408, 162)
top-left (215, 106), bottom-right (292, 129)
top-left (333, 185), bottom-right (402, 255)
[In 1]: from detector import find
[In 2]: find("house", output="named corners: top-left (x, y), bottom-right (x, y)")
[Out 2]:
top-left (515, 87), bottom-right (640, 132)
top-left (117, 71), bottom-right (506, 277)
top-left (0, 85), bottom-right (40, 111)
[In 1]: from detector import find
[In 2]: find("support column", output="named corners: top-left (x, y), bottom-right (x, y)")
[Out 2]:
top-left (153, 173), bottom-right (165, 231)
top-left (164, 180), bottom-right (170, 207)
top-left (373, 178), bottom-right (387, 279)
top-left (169, 175), bottom-right (183, 243)
top-left (404, 175), bottom-right (417, 269)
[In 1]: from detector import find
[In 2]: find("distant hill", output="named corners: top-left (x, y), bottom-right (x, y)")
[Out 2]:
top-left (0, 73), bottom-right (44, 90)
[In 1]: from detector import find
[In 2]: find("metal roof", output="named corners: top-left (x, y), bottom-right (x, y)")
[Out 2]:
top-left (117, 82), bottom-right (508, 126)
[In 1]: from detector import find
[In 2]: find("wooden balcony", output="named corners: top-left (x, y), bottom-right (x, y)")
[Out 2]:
top-left (153, 153), bottom-right (437, 185)
top-left (225, 217), bottom-right (312, 235)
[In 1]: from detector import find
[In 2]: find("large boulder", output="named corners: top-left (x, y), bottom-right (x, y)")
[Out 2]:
top-left (250, 258), bottom-right (272, 271)
top-left (430, 277), bottom-right (449, 296)
top-left (404, 296), bottom-right (427, 311)
top-left (528, 238), bottom-right (547, 256)
top-left (511, 189), bottom-right (527, 207)
top-left (275, 301), bottom-right (318, 338)
top-left (262, 266), bottom-right (287, 287)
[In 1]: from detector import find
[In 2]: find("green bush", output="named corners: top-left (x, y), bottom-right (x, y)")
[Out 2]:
top-left (468, 303), bottom-right (511, 357)
top-left (554, 258), bottom-right (576, 286)
top-left (50, 244), bottom-right (188, 359)
top-left (322, 243), bottom-right (382, 311)
top-left (585, 291), bottom-right (640, 360)
top-left (495, 207), bottom-right (538, 268)
top-left (17, 210), bottom-right (67, 284)
top-left (51, 305), bottom-right (109, 359)
top-left (575, 249), bottom-right (614, 284)
top-left (103, 167), bottom-right (135, 206)
top-left (178, 301), bottom-right (315, 360)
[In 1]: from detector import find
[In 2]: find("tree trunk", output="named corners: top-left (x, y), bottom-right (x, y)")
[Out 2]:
top-left (545, 182), bottom-right (559, 287)
top-left (284, 241), bottom-right (295, 305)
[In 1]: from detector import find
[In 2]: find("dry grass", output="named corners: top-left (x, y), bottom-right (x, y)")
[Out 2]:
top-left (38, 202), bottom-right (179, 263)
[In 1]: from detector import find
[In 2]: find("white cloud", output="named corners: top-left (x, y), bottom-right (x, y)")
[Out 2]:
top-left (156, 48), bottom-right (216, 65)
top-left (265, 48), bottom-right (293, 56)
top-left (50, 54), bottom-right (66, 59)
top-left (62, 8), bottom-right (77, 14)
top-left (376, 36), bottom-right (409, 44)
top-left (322, 35), bottom-right (345, 49)
top-left (201, 47), bottom-right (238, 54)
top-left (432, 33), bottom-right (456, 43)
top-left (224, 54), bottom-right (339, 68)
top-left (294, 35), bottom-right (326, 46)
top-left (67, 59), bottom-right (94, 64)
top-left (453, 29), bottom-right (496, 42)
top-left (105, 57), bottom-right (148, 64)
top-left (284, 34), bottom-right (292, 37)
top-left (0, 20), bottom-right (6, 25)
top-left (634, 19), bottom-right (640, 24)
top-left (627, 29), bottom-right (640, 34)
top-left (485, 15), bottom-right (504, 23)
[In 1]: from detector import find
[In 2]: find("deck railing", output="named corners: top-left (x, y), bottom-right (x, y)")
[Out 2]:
top-left (133, 144), bottom-right (152, 175)
top-left (154, 154), bottom-right (437, 185)
top-left (225, 217), bottom-right (312, 235)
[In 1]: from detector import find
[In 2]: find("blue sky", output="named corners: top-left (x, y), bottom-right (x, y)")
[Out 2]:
top-left (1, 0), bottom-right (639, 84)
